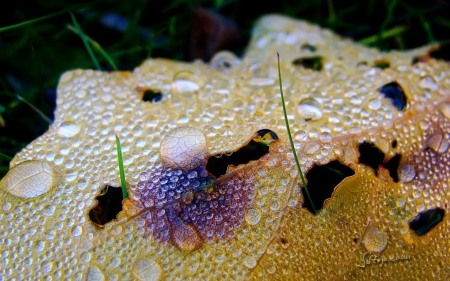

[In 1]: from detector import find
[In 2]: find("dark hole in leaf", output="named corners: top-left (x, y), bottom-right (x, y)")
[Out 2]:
top-left (206, 129), bottom-right (278, 178)
top-left (428, 42), bottom-right (450, 61)
top-left (301, 43), bottom-right (317, 52)
top-left (142, 89), bottom-right (163, 103)
top-left (353, 238), bottom-right (359, 244)
top-left (89, 186), bottom-right (123, 226)
top-left (280, 237), bottom-right (288, 244)
top-left (411, 56), bottom-right (421, 65)
top-left (302, 160), bottom-right (355, 213)
top-left (378, 81), bottom-right (408, 111)
top-left (358, 142), bottom-right (402, 182)
top-left (374, 59), bottom-right (390, 69)
top-left (358, 142), bottom-right (385, 173)
top-left (292, 56), bottom-right (323, 71)
top-left (391, 140), bottom-right (398, 148)
top-left (384, 154), bottom-right (401, 183)
top-left (409, 208), bottom-right (445, 236)
top-left (357, 61), bottom-right (368, 66)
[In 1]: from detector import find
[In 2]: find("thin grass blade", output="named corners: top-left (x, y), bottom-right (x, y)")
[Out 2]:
top-left (277, 53), bottom-right (316, 214)
top-left (16, 94), bottom-right (52, 124)
top-left (115, 134), bottom-right (128, 200)
top-left (70, 13), bottom-right (101, 70)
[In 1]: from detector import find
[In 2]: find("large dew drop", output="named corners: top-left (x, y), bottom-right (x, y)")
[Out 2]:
top-left (132, 258), bottom-right (162, 281)
top-left (0, 160), bottom-right (59, 199)
top-left (362, 226), bottom-right (388, 253)
top-left (297, 98), bottom-right (323, 120)
top-left (86, 266), bottom-right (105, 281)
top-left (426, 133), bottom-right (449, 154)
top-left (160, 127), bottom-right (208, 170)
top-left (57, 121), bottom-right (80, 138)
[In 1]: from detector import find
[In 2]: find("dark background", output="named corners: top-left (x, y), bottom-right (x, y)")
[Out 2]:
top-left (1, 0), bottom-right (450, 178)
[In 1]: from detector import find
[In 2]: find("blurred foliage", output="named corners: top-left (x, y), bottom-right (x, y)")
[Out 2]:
top-left (1, 0), bottom-right (450, 178)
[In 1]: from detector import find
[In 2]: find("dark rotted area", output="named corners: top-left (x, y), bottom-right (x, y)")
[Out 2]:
top-left (409, 208), bottom-right (445, 236)
top-left (206, 140), bottom-right (270, 178)
top-left (378, 81), bottom-right (408, 111)
top-left (374, 59), bottom-right (391, 69)
top-left (142, 89), bottom-right (163, 103)
top-left (206, 129), bottom-right (278, 178)
top-left (358, 142), bottom-right (402, 183)
top-left (89, 186), bottom-right (124, 226)
top-left (292, 56), bottom-right (323, 71)
top-left (302, 160), bottom-right (355, 213)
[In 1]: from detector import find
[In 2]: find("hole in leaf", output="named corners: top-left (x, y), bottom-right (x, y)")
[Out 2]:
top-left (377, 81), bottom-right (408, 111)
top-left (302, 160), bottom-right (355, 213)
top-left (384, 154), bottom-right (401, 183)
top-left (142, 90), bottom-right (163, 103)
top-left (280, 237), bottom-right (288, 244)
top-left (358, 142), bottom-right (402, 182)
top-left (300, 43), bottom-right (317, 52)
top-left (292, 56), bottom-right (323, 71)
top-left (206, 129), bottom-right (278, 178)
top-left (358, 142), bottom-right (385, 172)
top-left (357, 61), bottom-right (368, 66)
top-left (409, 208), bottom-right (445, 236)
top-left (89, 186), bottom-right (123, 226)
top-left (374, 59), bottom-right (390, 69)
top-left (391, 140), bottom-right (398, 148)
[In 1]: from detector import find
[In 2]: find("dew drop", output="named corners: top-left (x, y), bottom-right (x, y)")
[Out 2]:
top-left (57, 121), bottom-right (80, 138)
top-left (210, 51), bottom-right (240, 71)
top-left (319, 132), bottom-right (332, 143)
top-left (248, 77), bottom-right (275, 86)
top-left (368, 98), bottom-right (382, 110)
top-left (0, 160), bottom-right (59, 199)
top-left (297, 98), bottom-right (322, 120)
top-left (426, 133), bottom-right (449, 154)
top-left (399, 164), bottom-right (416, 183)
top-left (160, 127), bottom-right (207, 170)
top-left (132, 258), bottom-right (162, 281)
top-left (438, 103), bottom-right (450, 119)
top-left (419, 76), bottom-right (438, 90)
top-left (243, 256), bottom-right (257, 269)
top-left (2, 202), bottom-right (11, 211)
top-left (245, 208), bottom-right (262, 226)
top-left (362, 226), bottom-right (388, 253)
top-left (86, 266), bottom-right (105, 281)
top-left (172, 79), bottom-right (199, 94)
top-left (71, 226), bottom-right (83, 237)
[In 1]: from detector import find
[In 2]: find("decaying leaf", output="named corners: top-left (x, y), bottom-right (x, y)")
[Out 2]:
top-left (1, 14), bottom-right (450, 280)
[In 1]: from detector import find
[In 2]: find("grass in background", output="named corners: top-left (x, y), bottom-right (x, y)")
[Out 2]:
top-left (1, 0), bottom-right (450, 178)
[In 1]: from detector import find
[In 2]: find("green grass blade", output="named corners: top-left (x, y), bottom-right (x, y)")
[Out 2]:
top-left (0, 8), bottom-right (75, 33)
top-left (16, 94), bottom-right (52, 124)
top-left (115, 134), bottom-right (128, 200)
top-left (0, 152), bottom-right (12, 161)
top-left (67, 25), bottom-right (118, 70)
top-left (377, 0), bottom-right (398, 46)
top-left (359, 26), bottom-right (407, 45)
top-left (277, 53), bottom-right (316, 214)
top-left (70, 13), bottom-right (101, 70)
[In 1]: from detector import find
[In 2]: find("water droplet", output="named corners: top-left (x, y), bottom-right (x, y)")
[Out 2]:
top-left (160, 127), bottom-right (207, 170)
top-left (399, 164), bottom-right (416, 183)
top-left (86, 266), bottom-right (105, 281)
top-left (419, 76), bottom-right (438, 90)
top-left (57, 121), bottom-right (80, 138)
top-left (172, 79), bottom-right (199, 93)
top-left (297, 98), bottom-right (323, 120)
top-left (363, 226), bottom-right (388, 253)
top-left (0, 160), bottom-right (59, 199)
top-left (368, 98), bottom-right (382, 110)
top-left (245, 208), bottom-right (262, 226)
top-left (248, 77), bottom-right (275, 86)
top-left (319, 132), bottom-right (332, 143)
top-left (60, 71), bottom-right (73, 83)
top-left (438, 102), bottom-right (450, 119)
top-left (426, 133), bottom-right (449, 154)
top-left (243, 256), bottom-right (257, 269)
top-left (133, 258), bottom-right (162, 281)
top-left (41, 261), bottom-right (53, 274)
top-left (210, 51), bottom-right (240, 71)
top-left (71, 226), bottom-right (83, 237)
top-left (2, 202), bottom-right (11, 211)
